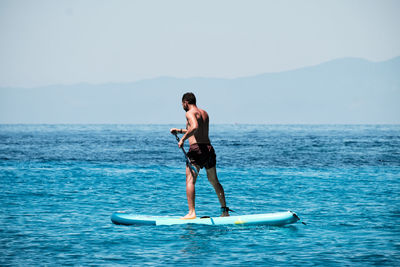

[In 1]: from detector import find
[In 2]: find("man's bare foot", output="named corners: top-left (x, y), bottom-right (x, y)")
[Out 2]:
top-left (220, 211), bottom-right (230, 217)
top-left (181, 213), bottom-right (196, 220)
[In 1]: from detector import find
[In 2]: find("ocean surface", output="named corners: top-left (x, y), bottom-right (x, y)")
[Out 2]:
top-left (1, 124), bottom-right (399, 266)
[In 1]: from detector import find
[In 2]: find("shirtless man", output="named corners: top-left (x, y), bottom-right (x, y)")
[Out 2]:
top-left (170, 92), bottom-right (230, 219)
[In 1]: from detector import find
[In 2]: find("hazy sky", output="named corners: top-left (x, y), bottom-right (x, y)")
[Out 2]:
top-left (1, 0), bottom-right (399, 88)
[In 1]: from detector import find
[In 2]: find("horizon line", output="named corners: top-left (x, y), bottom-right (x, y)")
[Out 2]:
top-left (1, 123), bottom-right (399, 126)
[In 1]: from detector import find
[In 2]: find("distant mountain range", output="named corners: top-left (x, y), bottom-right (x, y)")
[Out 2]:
top-left (1, 57), bottom-right (399, 124)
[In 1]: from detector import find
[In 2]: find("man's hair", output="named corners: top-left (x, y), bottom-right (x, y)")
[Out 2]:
top-left (182, 92), bottom-right (196, 105)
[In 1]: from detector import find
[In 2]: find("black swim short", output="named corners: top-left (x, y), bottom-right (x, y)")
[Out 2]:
top-left (187, 143), bottom-right (217, 169)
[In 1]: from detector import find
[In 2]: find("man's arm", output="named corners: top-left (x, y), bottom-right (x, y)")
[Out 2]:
top-left (170, 128), bottom-right (187, 134)
top-left (178, 112), bottom-right (198, 147)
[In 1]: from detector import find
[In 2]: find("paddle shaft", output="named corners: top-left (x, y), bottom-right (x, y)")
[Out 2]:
top-left (173, 133), bottom-right (199, 176)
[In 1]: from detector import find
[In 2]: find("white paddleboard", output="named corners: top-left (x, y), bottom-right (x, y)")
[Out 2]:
top-left (111, 211), bottom-right (300, 226)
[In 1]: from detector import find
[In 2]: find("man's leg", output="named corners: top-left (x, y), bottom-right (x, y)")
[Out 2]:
top-left (182, 164), bottom-right (199, 219)
top-left (206, 167), bottom-right (229, 216)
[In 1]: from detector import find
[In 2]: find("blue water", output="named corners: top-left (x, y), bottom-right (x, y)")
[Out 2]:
top-left (1, 124), bottom-right (399, 266)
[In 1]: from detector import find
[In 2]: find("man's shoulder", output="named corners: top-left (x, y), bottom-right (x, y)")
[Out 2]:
top-left (187, 107), bottom-right (205, 114)
top-left (198, 108), bottom-right (208, 114)
top-left (185, 109), bottom-right (197, 118)
top-left (199, 108), bottom-right (208, 117)
top-left (187, 107), bottom-right (208, 119)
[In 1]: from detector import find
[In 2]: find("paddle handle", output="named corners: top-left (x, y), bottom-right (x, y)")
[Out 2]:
top-left (173, 133), bottom-right (199, 176)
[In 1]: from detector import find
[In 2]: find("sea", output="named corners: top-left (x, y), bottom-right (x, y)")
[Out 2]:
top-left (1, 124), bottom-right (399, 266)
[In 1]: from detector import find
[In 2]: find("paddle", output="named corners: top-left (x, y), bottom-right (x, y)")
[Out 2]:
top-left (173, 132), bottom-right (199, 176)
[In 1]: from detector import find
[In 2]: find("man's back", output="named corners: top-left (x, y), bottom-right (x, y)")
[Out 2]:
top-left (187, 107), bottom-right (210, 145)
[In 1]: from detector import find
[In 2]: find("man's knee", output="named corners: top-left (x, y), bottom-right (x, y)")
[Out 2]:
top-left (186, 169), bottom-right (198, 184)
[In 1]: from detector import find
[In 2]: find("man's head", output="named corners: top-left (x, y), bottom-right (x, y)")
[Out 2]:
top-left (182, 92), bottom-right (196, 111)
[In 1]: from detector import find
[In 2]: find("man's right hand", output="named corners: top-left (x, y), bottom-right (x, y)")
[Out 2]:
top-left (170, 128), bottom-right (179, 134)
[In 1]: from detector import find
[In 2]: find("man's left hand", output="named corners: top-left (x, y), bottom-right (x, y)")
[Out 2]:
top-left (178, 139), bottom-right (184, 148)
